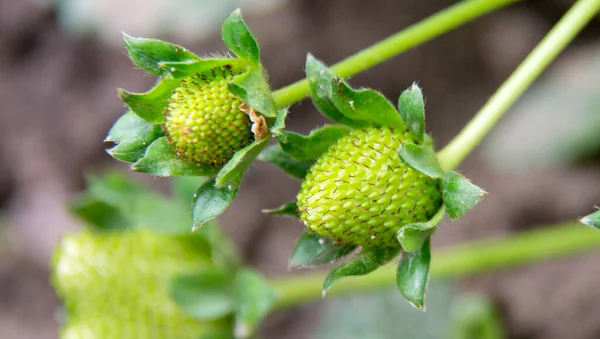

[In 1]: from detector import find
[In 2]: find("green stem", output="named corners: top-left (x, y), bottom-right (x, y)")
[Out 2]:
top-left (272, 0), bottom-right (521, 108)
top-left (272, 222), bottom-right (600, 309)
top-left (437, 0), bottom-right (600, 171)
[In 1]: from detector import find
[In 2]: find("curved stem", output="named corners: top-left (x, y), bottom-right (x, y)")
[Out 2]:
top-left (272, 0), bottom-right (522, 108)
top-left (437, 0), bottom-right (600, 171)
top-left (272, 221), bottom-right (600, 309)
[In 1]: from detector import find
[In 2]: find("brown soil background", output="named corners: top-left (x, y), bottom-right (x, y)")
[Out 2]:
top-left (1, 0), bottom-right (600, 338)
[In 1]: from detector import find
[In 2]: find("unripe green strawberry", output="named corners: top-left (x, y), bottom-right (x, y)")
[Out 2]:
top-left (165, 67), bottom-right (254, 167)
top-left (51, 230), bottom-right (215, 339)
top-left (297, 127), bottom-right (442, 248)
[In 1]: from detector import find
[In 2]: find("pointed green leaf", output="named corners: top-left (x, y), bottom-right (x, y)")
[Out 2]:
top-left (132, 137), bottom-right (219, 177)
top-left (580, 209), bottom-right (600, 230)
top-left (262, 202), bottom-right (300, 218)
top-left (275, 125), bottom-right (350, 161)
top-left (397, 238), bottom-right (431, 311)
top-left (169, 268), bottom-right (235, 320)
top-left (442, 171), bottom-right (486, 219)
top-left (397, 142), bottom-right (444, 178)
top-left (222, 9), bottom-right (260, 65)
top-left (331, 81), bottom-right (405, 129)
top-left (398, 83), bottom-right (426, 143)
top-left (159, 58), bottom-right (247, 79)
top-left (192, 177), bottom-right (242, 231)
top-left (233, 268), bottom-right (276, 338)
top-left (258, 144), bottom-right (311, 179)
top-left (105, 111), bottom-right (164, 163)
top-left (118, 78), bottom-right (180, 123)
top-left (170, 177), bottom-right (238, 265)
top-left (323, 247), bottom-right (400, 295)
top-left (290, 231), bottom-right (356, 269)
top-left (228, 69), bottom-right (277, 118)
top-left (306, 55), bottom-right (365, 128)
top-left (123, 34), bottom-right (199, 75)
top-left (397, 207), bottom-right (445, 252)
top-left (215, 137), bottom-right (270, 187)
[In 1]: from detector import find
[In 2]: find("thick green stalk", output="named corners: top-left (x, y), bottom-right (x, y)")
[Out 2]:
top-left (272, 0), bottom-right (521, 108)
top-left (272, 222), bottom-right (600, 309)
top-left (437, 0), bottom-right (600, 171)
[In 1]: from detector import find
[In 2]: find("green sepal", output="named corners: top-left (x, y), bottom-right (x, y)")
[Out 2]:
top-left (271, 108), bottom-right (288, 132)
top-left (221, 9), bottom-right (260, 66)
top-left (192, 176), bottom-right (242, 231)
top-left (306, 54), bottom-right (363, 127)
top-left (159, 58), bottom-right (247, 79)
top-left (306, 54), bottom-right (405, 129)
top-left (160, 58), bottom-right (248, 79)
top-left (275, 125), bottom-right (350, 161)
top-left (132, 137), bottom-right (219, 177)
top-left (233, 268), bottom-right (276, 338)
top-left (215, 136), bottom-right (270, 187)
top-left (397, 142), bottom-right (444, 178)
top-left (397, 238), bottom-right (431, 311)
top-left (398, 83), bottom-right (426, 143)
top-left (170, 177), bottom-right (240, 268)
top-left (581, 209), bottom-right (600, 230)
top-left (258, 145), bottom-right (311, 179)
top-left (105, 111), bottom-right (164, 163)
top-left (169, 268), bottom-right (235, 320)
top-left (442, 171), bottom-right (486, 219)
top-left (69, 172), bottom-right (195, 234)
top-left (123, 34), bottom-right (199, 75)
top-left (118, 78), bottom-right (180, 123)
top-left (331, 79), bottom-right (405, 129)
top-left (262, 202), bottom-right (300, 218)
top-left (323, 247), bottom-right (401, 296)
top-left (289, 231), bottom-right (356, 269)
top-left (228, 69), bottom-right (277, 118)
top-left (397, 207), bottom-right (444, 252)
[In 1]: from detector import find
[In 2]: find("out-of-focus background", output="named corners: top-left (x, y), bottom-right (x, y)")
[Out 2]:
top-left (1, 0), bottom-right (600, 338)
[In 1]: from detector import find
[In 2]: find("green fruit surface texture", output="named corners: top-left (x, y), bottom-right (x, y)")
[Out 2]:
top-left (297, 127), bottom-right (442, 248)
top-left (165, 67), bottom-right (254, 167)
top-left (52, 229), bottom-right (212, 339)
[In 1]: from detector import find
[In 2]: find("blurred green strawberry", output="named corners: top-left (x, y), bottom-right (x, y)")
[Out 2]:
top-left (51, 229), bottom-right (220, 339)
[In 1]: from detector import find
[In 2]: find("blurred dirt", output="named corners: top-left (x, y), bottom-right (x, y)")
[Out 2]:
top-left (1, 0), bottom-right (600, 338)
